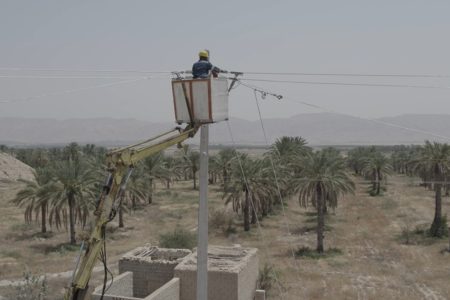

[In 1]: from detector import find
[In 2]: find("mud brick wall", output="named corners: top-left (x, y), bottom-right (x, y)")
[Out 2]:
top-left (92, 272), bottom-right (181, 300)
top-left (255, 290), bottom-right (266, 300)
top-left (119, 259), bottom-right (178, 297)
top-left (237, 251), bottom-right (259, 300)
top-left (119, 247), bottom-right (191, 298)
top-left (146, 278), bottom-right (180, 300)
top-left (173, 269), bottom-right (238, 300)
top-left (92, 272), bottom-right (138, 300)
top-left (173, 246), bottom-right (259, 300)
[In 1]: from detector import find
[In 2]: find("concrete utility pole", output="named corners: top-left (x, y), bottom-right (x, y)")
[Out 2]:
top-left (197, 124), bottom-right (209, 300)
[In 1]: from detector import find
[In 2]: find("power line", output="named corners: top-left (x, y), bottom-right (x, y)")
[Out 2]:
top-left (236, 80), bottom-right (450, 143)
top-left (0, 75), bottom-right (151, 80)
top-left (0, 77), bottom-right (147, 104)
top-left (225, 120), bottom-right (288, 299)
top-left (285, 96), bottom-right (450, 142)
top-left (242, 71), bottom-right (450, 79)
top-left (0, 67), bottom-right (172, 74)
top-left (2, 67), bottom-right (450, 79)
top-left (252, 91), bottom-right (307, 299)
top-left (239, 78), bottom-right (450, 90)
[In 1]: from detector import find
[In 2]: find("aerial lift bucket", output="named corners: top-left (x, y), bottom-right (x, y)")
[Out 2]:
top-left (171, 76), bottom-right (229, 124)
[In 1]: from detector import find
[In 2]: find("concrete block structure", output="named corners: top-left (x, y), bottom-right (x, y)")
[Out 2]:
top-left (119, 246), bottom-right (191, 298)
top-left (255, 290), bottom-right (266, 300)
top-left (92, 272), bottom-right (180, 300)
top-left (92, 245), bottom-right (263, 300)
top-left (174, 246), bottom-right (259, 300)
top-left (92, 272), bottom-right (137, 300)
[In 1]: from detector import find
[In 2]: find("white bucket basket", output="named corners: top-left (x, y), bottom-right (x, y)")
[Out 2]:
top-left (172, 77), bottom-right (229, 124)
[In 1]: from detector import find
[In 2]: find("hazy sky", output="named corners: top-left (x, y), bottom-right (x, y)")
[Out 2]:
top-left (1, 1), bottom-right (450, 122)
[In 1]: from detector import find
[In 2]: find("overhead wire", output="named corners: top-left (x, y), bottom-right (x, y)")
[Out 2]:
top-left (0, 77), bottom-right (149, 104)
top-left (0, 75), bottom-right (152, 80)
top-left (2, 67), bottom-right (450, 78)
top-left (0, 67), bottom-right (172, 74)
top-left (285, 97), bottom-right (450, 143)
top-left (237, 79), bottom-right (450, 143)
top-left (238, 78), bottom-right (450, 90)
top-left (225, 121), bottom-right (287, 299)
top-left (236, 79), bottom-right (450, 295)
top-left (241, 71), bottom-right (450, 79)
top-left (252, 90), bottom-right (306, 298)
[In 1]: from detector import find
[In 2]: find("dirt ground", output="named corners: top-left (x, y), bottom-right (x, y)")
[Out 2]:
top-left (1, 174), bottom-right (449, 299)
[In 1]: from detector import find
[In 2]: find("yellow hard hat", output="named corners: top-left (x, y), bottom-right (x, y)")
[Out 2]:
top-left (199, 50), bottom-right (209, 58)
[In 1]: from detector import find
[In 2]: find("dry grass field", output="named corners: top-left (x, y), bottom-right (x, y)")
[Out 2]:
top-left (1, 174), bottom-right (449, 299)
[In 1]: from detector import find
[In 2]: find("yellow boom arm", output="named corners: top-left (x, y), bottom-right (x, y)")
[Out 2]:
top-left (64, 125), bottom-right (198, 300)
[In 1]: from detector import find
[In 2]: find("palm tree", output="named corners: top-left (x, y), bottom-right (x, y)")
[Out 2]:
top-left (224, 155), bottom-right (273, 231)
top-left (118, 168), bottom-right (149, 227)
top-left (63, 142), bottom-right (81, 162)
top-left (347, 147), bottom-right (373, 175)
top-left (411, 141), bottom-right (450, 237)
top-left (51, 159), bottom-right (98, 244)
top-left (184, 150), bottom-right (200, 190)
top-left (268, 136), bottom-right (310, 166)
top-left (362, 151), bottom-right (392, 196)
top-left (391, 146), bottom-right (414, 175)
top-left (142, 152), bottom-right (170, 203)
top-left (29, 149), bottom-right (50, 168)
top-left (213, 148), bottom-right (237, 191)
top-left (292, 151), bottom-right (354, 253)
top-left (270, 136), bottom-right (309, 156)
top-left (162, 155), bottom-right (181, 189)
top-left (12, 167), bottom-right (55, 233)
top-left (257, 157), bottom-right (288, 217)
top-left (176, 144), bottom-right (191, 181)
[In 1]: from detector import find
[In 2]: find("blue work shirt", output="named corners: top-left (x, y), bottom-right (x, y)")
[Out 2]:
top-left (192, 60), bottom-right (213, 78)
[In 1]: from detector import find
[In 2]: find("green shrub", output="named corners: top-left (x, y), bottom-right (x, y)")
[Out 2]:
top-left (10, 223), bottom-right (33, 232)
top-left (295, 246), bottom-right (342, 259)
top-left (400, 225), bottom-right (412, 245)
top-left (209, 209), bottom-right (230, 229)
top-left (257, 263), bottom-right (279, 292)
top-left (209, 209), bottom-right (237, 236)
top-left (397, 222), bottom-right (446, 245)
top-left (1, 250), bottom-right (22, 259)
top-left (159, 227), bottom-right (196, 249)
top-left (381, 198), bottom-right (398, 210)
top-left (14, 271), bottom-right (47, 300)
top-left (414, 224), bottom-right (427, 235)
top-left (429, 215), bottom-right (448, 238)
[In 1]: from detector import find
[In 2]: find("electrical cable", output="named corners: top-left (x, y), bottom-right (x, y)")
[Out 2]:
top-left (0, 75), bottom-right (151, 80)
top-left (241, 71), bottom-right (450, 79)
top-left (2, 67), bottom-right (450, 79)
top-left (284, 97), bottom-right (450, 142)
top-left (99, 228), bottom-right (114, 300)
top-left (0, 67), bottom-right (172, 74)
top-left (236, 80), bottom-right (450, 143)
top-left (0, 77), bottom-right (148, 104)
top-left (252, 91), bottom-right (307, 299)
top-left (238, 78), bottom-right (450, 90)
top-left (225, 121), bottom-right (287, 299)
top-left (99, 248), bottom-right (107, 300)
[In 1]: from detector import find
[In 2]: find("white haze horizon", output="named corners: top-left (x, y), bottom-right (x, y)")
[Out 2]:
top-left (1, 1), bottom-right (450, 123)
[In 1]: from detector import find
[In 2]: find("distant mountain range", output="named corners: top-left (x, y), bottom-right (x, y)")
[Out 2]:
top-left (1, 114), bottom-right (449, 146)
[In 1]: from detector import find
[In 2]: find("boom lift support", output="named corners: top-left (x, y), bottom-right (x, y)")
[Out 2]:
top-left (64, 71), bottom-right (240, 300)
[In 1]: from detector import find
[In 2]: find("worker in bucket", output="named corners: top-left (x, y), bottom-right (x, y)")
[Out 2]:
top-left (192, 50), bottom-right (221, 78)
